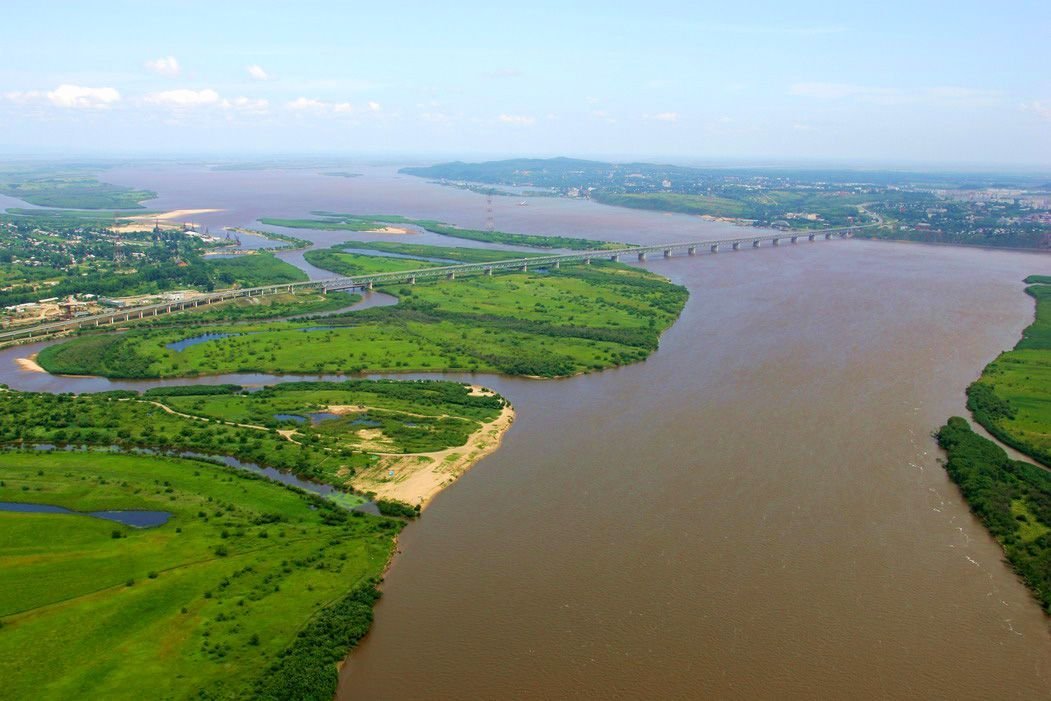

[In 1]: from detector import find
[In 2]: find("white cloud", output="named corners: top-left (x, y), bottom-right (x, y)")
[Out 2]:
top-left (246, 64), bottom-right (269, 81)
top-left (790, 82), bottom-right (1000, 108)
top-left (483, 68), bottom-right (522, 79)
top-left (47, 84), bottom-right (121, 109)
top-left (287, 97), bottom-right (326, 111)
top-left (333, 102), bottom-right (354, 114)
top-left (145, 88), bottom-right (220, 107)
top-left (367, 101), bottom-right (381, 112)
top-left (498, 113), bottom-right (535, 126)
top-left (651, 111), bottom-right (679, 122)
top-left (145, 56), bottom-right (180, 76)
top-left (221, 96), bottom-right (269, 113)
top-left (1023, 100), bottom-right (1051, 121)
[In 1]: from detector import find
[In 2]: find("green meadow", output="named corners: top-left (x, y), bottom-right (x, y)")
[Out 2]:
top-left (0, 450), bottom-right (399, 700)
top-left (39, 260), bottom-right (688, 379)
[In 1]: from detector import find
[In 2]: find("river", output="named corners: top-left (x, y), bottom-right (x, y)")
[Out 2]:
top-left (5, 165), bottom-right (1050, 698)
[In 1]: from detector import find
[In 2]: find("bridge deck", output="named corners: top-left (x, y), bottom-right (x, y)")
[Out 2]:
top-left (0, 227), bottom-right (858, 343)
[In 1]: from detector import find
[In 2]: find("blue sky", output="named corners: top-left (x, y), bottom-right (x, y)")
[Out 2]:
top-left (1, 0), bottom-right (1048, 167)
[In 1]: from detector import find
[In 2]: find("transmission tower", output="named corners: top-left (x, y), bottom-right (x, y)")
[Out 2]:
top-left (112, 214), bottom-right (126, 265)
top-left (485, 192), bottom-right (495, 232)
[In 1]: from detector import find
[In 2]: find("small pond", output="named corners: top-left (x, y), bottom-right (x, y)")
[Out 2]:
top-left (165, 333), bottom-right (234, 352)
top-left (0, 501), bottom-right (171, 528)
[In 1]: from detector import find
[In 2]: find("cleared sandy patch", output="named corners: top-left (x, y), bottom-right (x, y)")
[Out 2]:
top-left (363, 226), bottom-right (411, 235)
top-left (350, 402), bottom-right (514, 509)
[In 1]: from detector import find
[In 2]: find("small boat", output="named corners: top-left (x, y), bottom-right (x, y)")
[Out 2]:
top-left (517, 201), bottom-right (528, 206)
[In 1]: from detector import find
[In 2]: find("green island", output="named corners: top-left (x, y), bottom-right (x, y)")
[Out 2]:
top-left (0, 176), bottom-right (156, 209)
top-left (937, 275), bottom-right (1051, 613)
top-left (260, 211), bottom-right (626, 250)
top-left (323, 241), bottom-right (547, 263)
top-left (39, 255), bottom-right (687, 379)
top-left (0, 450), bottom-right (397, 700)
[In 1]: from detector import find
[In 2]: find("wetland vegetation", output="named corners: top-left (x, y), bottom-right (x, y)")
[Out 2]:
top-left (38, 257), bottom-right (688, 379)
top-left (0, 450), bottom-right (398, 700)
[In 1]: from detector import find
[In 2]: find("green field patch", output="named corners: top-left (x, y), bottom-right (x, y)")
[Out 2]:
top-left (0, 450), bottom-right (399, 700)
top-left (40, 259), bottom-right (687, 379)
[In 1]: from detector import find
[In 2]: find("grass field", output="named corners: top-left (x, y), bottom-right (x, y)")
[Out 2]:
top-left (0, 450), bottom-right (399, 699)
top-left (967, 278), bottom-right (1051, 466)
top-left (39, 261), bottom-right (687, 379)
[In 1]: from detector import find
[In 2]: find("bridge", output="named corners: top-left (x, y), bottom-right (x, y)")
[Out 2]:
top-left (0, 227), bottom-right (857, 344)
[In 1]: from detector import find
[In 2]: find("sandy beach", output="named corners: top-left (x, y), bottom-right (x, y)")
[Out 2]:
top-left (15, 355), bottom-right (46, 373)
top-left (112, 208), bottom-right (223, 233)
top-left (364, 226), bottom-right (412, 235)
top-left (344, 388), bottom-right (514, 508)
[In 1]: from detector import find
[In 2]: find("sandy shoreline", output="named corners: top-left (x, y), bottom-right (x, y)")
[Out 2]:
top-left (364, 226), bottom-right (411, 235)
top-left (112, 208), bottom-right (223, 233)
top-left (345, 386), bottom-right (514, 509)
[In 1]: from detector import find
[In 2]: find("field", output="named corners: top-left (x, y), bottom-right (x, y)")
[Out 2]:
top-left (125, 290), bottom-right (359, 327)
top-left (261, 212), bottom-right (625, 250)
top-left (967, 278), bottom-right (1051, 465)
top-left (39, 261), bottom-right (688, 379)
top-left (0, 450), bottom-right (399, 700)
top-left (0, 177), bottom-right (156, 209)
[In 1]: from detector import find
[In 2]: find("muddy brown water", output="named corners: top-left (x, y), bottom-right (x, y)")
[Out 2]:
top-left (3, 167), bottom-right (1050, 698)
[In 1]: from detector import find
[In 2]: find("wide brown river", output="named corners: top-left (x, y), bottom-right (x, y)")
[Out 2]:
top-left (5, 166), bottom-right (1050, 698)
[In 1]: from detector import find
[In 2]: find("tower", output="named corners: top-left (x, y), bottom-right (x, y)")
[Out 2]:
top-left (485, 192), bottom-right (495, 233)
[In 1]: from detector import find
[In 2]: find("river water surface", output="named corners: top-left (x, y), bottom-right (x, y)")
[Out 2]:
top-left (5, 166), bottom-right (1050, 699)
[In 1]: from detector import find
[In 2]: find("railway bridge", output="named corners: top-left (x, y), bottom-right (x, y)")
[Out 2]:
top-left (0, 226), bottom-right (858, 344)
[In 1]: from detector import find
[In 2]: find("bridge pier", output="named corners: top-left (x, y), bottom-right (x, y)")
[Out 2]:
top-left (825, 232), bottom-right (832, 240)
top-left (610, 254), bottom-right (619, 262)
top-left (584, 258), bottom-right (591, 265)
top-left (732, 242), bottom-right (740, 250)
top-left (663, 249), bottom-right (671, 258)
top-left (711, 244), bottom-right (719, 253)
top-left (448, 271), bottom-right (456, 280)
top-left (485, 267), bottom-right (493, 276)
top-left (409, 276), bottom-right (416, 285)
top-left (521, 264), bottom-right (528, 272)
top-left (772, 237), bottom-right (780, 246)
top-left (638, 252), bottom-right (647, 261)
top-left (367, 281), bottom-right (374, 290)
top-left (687, 246), bottom-right (696, 256)
top-left (790, 236), bottom-right (798, 244)
top-left (808, 234), bottom-right (816, 242)
top-left (553, 261), bottom-right (560, 269)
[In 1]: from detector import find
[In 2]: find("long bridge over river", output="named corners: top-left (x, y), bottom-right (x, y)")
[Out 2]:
top-left (0, 227), bottom-right (857, 344)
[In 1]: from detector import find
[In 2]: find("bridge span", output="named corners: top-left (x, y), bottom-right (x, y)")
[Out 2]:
top-left (0, 227), bottom-right (856, 344)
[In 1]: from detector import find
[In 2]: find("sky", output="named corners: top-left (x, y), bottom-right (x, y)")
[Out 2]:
top-left (1, 0), bottom-right (1049, 167)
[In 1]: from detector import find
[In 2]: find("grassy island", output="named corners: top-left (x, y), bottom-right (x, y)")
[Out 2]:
top-left (39, 255), bottom-right (687, 379)
top-left (260, 211), bottom-right (626, 250)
